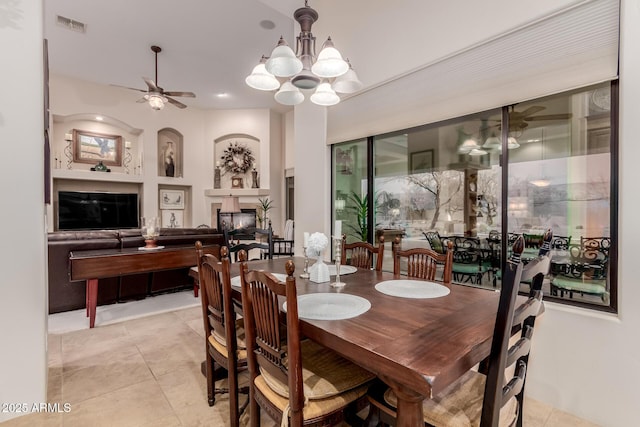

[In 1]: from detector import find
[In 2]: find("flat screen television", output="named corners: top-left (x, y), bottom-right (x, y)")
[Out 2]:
top-left (58, 191), bottom-right (139, 230)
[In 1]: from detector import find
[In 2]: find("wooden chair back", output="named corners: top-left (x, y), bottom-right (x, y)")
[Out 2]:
top-left (224, 222), bottom-right (274, 262)
top-left (341, 234), bottom-right (385, 271)
top-left (240, 259), bottom-right (304, 425)
top-left (481, 232), bottom-right (550, 427)
top-left (196, 242), bottom-right (246, 425)
top-left (392, 237), bottom-right (453, 283)
top-left (196, 242), bottom-right (235, 352)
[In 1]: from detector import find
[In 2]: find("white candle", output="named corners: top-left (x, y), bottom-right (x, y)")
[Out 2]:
top-left (64, 133), bottom-right (72, 141)
top-left (125, 141), bottom-right (132, 149)
top-left (303, 232), bottom-right (309, 247)
top-left (335, 220), bottom-right (342, 238)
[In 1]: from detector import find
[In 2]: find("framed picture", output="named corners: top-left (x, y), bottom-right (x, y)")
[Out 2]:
top-left (159, 189), bottom-right (185, 209)
top-left (73, 129), bottom-right (123, 166)
top-left (161, 209), bottom-right (184, 228)
top-left (410, 149), bottom-right (434, 174)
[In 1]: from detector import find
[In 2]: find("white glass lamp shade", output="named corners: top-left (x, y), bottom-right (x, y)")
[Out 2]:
top-left (458, 138), bottom-right (479, 153)
top-left (310, 82), bottom-right (340, 106)
top-left (274, 82), bottom-right (304, 105)
top-left (246, 63), bottom-right (280, 91)
top-left (265, 38), bottom-right (303, 77)
top-left (507, 136), bottom-right (520, 149)
top-left (332, 67), bottom-right (363, 93)
top-left (311, 37), bottom-right (349, 78)
top-left (468, 148), bottom-right (488, 156)
top-left (147, 94), bottom-right (166, 110)
top-left (483, 133), bottom-right (501, 148)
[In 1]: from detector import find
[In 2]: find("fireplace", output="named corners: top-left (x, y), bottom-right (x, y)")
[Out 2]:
top-left (217, 208), bottom-right (257, 240)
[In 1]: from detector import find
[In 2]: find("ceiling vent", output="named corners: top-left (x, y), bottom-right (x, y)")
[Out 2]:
top-left (56, 15), bottom-right (86, 33)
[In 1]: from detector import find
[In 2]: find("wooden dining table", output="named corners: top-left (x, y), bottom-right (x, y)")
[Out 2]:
top-left (223, 256), bottom-right (504, 427)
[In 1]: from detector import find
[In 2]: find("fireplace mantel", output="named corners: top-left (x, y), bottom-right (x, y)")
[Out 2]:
top-left (204, 188), bottom-right (270, 197)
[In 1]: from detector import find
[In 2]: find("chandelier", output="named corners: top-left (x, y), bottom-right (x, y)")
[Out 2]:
top-left (245, 1), bottom-right (362, 106)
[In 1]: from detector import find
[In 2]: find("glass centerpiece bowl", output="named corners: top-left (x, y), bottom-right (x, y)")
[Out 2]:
top-left (141, 216), bottom-right (160, 249)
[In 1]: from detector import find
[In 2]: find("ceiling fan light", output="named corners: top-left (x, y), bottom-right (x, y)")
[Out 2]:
top-left (332, 67), bottom-right (363, 93)
top-left (265, 37), bottom-right (303, 77)
top-left (245, 63), bottom-right (280, 91)
top-left (507, 136), bottom-right (520, 149)
top-left (311, 38), bottom-right (349, 78)
top-left (274, 82), bottom-right (304, 105)
top-left (147, 94), bottom-right (166, 110)
top-left (310, 82), bottom-right (340, 106)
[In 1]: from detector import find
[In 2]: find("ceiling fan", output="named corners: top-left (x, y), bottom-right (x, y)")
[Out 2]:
top-left (495, 106), bottom-right (573, 132)
top-left (114, 45), bottom-right (195, 110)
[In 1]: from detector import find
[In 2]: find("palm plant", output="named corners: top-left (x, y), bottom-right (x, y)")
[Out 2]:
top-left (257, 197), bottom-right (274, 228)
top-left (345, 191), bottom-right (369, 241)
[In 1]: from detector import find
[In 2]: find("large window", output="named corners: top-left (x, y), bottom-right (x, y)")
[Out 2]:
top-left (332, 81), bottom-right (617, 312)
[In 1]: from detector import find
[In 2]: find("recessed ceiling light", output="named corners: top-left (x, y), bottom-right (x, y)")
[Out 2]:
top-left (217, 93), bottom-right (229, 98)
top-left (95, 116), bottom-right (103, 121)
top-left (259, 20), bottom-right (276, 30)
top-left (527, 139), bottom-right (540, 143)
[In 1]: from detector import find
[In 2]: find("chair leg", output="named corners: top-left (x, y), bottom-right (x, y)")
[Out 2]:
top-left (206, 352), bottom-right (215, 406)
top-left (229, 364), bottom-right (240, 427)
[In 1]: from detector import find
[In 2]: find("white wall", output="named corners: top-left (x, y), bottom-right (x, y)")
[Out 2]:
top-left (289, 0), bottom-right (635, 425)
top-left (0, 0), bottom-right (47, 422)
top-left (50, 76), bottom-right (283, 230)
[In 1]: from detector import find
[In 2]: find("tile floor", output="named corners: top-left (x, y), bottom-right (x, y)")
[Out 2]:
top-left (1, 290), bottom-right (600, 427)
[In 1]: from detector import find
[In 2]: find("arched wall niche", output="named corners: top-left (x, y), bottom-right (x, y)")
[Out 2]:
top-left (158, 127), bottom-right (183, 178)
top-left (214, 133), bottom-right (260, 189)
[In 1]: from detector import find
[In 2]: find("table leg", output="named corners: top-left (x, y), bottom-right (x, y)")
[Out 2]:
top-left (380, 376), bottom-right (425, 427)
top-left (86, 278), bottom-right (98, 328)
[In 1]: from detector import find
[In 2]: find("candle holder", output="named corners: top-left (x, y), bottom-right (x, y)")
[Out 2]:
top-left (123, 145), bottom-right (132, 174)
top-left (331, 236), bottom-right (345, 288)
top-left (300, 246), bottom-right (310, 279)
top-left (141, 216), bottom-right (160, 249)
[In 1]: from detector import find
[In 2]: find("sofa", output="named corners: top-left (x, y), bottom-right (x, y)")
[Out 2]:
top-left (47, 228), bottom-right (224, 314)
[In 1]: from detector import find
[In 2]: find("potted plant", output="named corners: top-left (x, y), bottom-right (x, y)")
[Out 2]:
top-left (257, 197), bottom-right (274, 228)
top-left (345, 191), bottom-right (368, 241)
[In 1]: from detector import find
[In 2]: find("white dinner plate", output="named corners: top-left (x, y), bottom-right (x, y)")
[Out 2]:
top-left (327, 264), bottom-right (358, 276)
top-left (375, 279), bottom-right (450, 299)
top-left (230, 272), bottom-right (288, 288)
top-left (283, 293), bottom-right (371, 320)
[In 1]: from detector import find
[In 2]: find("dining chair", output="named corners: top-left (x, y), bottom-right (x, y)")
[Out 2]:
top-left (392, 236), bottom-right (453, 283)
top-left (224, 222), bottom-right (274, 262)
top-left (239, 258), bottom-right (375, 427)
top-left (449, 236), bottom-right (491, 285)
top-left (195, 242), bottom-right (248, 427)
top-left (550, 235), bottom-right (610, 304)
top-left (341, 234), bottom-right (385, 271)
top-left (366, 234), bottom-right (550, 427)
top-left (273, 219), bottom-right (295, 258)
top-left (423, 230), bottom-right (446, 254)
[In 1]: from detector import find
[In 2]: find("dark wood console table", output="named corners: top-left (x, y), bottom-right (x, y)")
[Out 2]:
top-left (69, 244), bottom-right (219, 328)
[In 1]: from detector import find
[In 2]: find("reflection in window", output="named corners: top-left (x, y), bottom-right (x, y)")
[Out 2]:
top-left (331, 81), bottom-right (616, 311)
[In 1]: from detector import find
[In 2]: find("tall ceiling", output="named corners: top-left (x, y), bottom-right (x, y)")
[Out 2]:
top-left (44, 0), bottom-right (312, 111)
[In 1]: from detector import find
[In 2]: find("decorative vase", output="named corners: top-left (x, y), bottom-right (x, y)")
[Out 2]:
top-left (309, 253), bottom-right (330, 283)
top-left (251, 168), bottom-right (259, 188)
top-left (141, 216), bottom-right (160, 248)
top-left (94, 161), bottom-right (108, 172)
top-left (214, 167), bottom-right (221, 189)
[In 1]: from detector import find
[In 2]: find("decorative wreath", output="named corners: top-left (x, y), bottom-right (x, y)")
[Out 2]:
top-left (220, 142), bottom-right (255, 175)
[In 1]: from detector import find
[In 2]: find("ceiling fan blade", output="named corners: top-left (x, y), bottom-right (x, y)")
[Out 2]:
top-left (164, 91), bottom-right (196, 98)
top-left (517, 106), bottom-right (546, 117)
top-left (110, 84), bottom-right (147, 93)
top-left (166, 96), bottom-right (187, 109)
top-left (526, 113), bottom-right (573, 121)
top-left (143, 77), bottom-right (159, 91)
